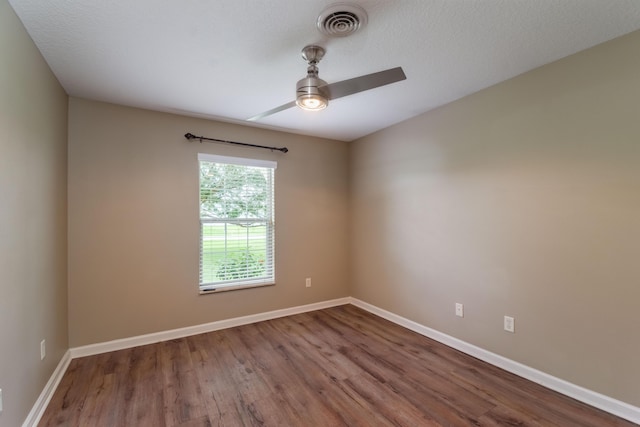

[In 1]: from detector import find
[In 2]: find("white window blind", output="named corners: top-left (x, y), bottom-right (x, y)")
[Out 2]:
top-left (198, 153), bottom-right (276, 292)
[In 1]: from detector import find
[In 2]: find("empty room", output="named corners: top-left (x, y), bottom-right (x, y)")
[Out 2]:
top-left (1, 0), bottom-right (639, 426)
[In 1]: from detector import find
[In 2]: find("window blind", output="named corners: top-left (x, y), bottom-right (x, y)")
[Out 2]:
top-left (198, 154), bottom-right (276, 291)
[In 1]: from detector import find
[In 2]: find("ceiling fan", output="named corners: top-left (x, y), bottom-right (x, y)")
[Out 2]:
top-left (247, 44), bottom-right (406, 121)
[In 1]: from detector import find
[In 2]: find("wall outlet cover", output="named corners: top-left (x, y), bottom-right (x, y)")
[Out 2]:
top-left (504, 316), bottom-right (515, 333)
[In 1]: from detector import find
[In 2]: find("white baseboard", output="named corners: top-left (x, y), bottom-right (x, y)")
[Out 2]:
top-left (349, 297), bottom-right (640, 425)
top-left (70, 297), bottom-right (351, 358)
top-left (22, 350), bottom-right (72, 427)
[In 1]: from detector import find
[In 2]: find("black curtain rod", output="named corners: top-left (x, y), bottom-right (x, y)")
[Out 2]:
top-left (184, 132), bottom-right (288, 153)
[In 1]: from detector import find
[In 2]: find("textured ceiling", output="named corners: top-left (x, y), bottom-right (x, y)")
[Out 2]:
top-left (8, 0), bottom-right (640, 141)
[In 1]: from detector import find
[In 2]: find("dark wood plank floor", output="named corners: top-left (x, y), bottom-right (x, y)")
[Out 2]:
top-left (39, 305), bottom-right (636, 426)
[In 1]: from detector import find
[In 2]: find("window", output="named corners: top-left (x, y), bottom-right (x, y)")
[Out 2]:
top-left (198, 153), bottom-right (276, 292)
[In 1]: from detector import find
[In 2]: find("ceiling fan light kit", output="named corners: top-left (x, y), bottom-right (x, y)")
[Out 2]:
top-left (295, 83), bottom-right (328, 111)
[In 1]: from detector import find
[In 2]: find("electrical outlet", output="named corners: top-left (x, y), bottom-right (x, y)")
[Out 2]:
top-left (455, 303), bottom-right (464, 317)
top-left (40, 339), bottom-right (46, 360)
top-left (504, 316), bottom-right (515, 333)
top-left (305, 278), bottom-right (311, 288)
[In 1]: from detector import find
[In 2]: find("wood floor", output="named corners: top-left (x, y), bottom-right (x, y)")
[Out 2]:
top-left (40, 305), bottom-right (636, 426)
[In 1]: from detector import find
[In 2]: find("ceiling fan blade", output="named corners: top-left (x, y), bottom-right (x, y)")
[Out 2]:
top-left (322, 67), bottom-right (406, 100)
top-left (247, 100), bottom-right (297, 121)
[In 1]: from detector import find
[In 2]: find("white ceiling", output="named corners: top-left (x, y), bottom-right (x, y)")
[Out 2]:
top-left (8, 0), bottom-right (640, 141)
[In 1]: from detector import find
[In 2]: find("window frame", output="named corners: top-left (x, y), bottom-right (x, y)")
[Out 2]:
top-left (198, 153), bottom-right (276, 294)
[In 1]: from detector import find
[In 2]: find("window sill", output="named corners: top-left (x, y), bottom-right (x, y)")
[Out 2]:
top-left (199, 281), bottom-right (275, 295)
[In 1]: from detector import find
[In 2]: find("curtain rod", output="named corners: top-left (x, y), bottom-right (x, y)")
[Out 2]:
top-left (184, 132), bottom-right (288, 153)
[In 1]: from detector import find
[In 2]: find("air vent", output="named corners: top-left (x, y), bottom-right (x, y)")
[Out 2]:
top-left (317, 3), bottom-right (368, 37)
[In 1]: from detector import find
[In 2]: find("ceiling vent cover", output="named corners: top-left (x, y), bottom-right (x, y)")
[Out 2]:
top-left (317, 3), bottom-right (368, 37)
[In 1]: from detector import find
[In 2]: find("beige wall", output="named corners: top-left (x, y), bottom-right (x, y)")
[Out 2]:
top-left (67, 98), bottom-right (350, 347)
top-left (350, 30), bottom-right (640, 406)
top-left (0, 1), bottom-right (69, 425)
